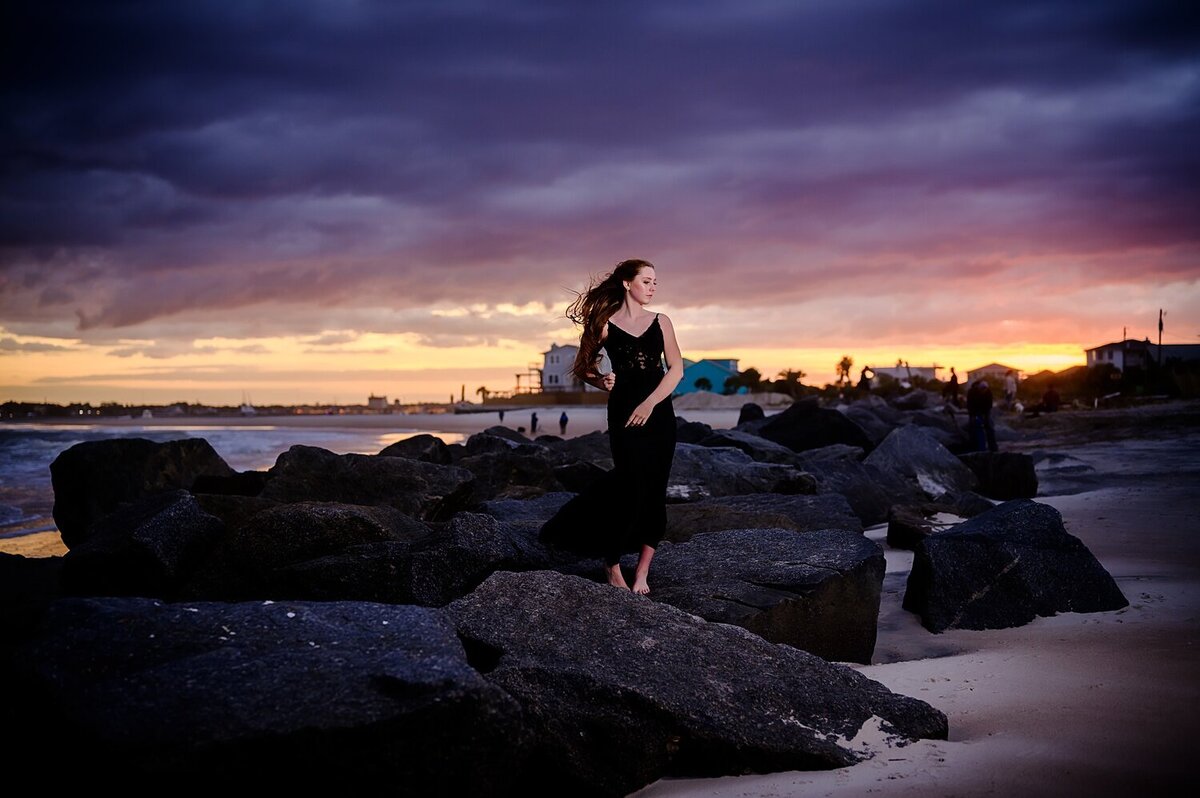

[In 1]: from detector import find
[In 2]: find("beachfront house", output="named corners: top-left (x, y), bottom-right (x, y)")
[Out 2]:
top-left (367, 394), bottom-right (388, 411)
top-left (967, 363), bottom-right (1021, 385)
top-left (678, 358), bottom-right (741, 394)
top-left (1086, 339), bottom-right (1200, 371)
top-left (541, 343), bottom-right (611, 392)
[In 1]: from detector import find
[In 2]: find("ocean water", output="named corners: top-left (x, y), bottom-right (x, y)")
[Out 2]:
top-left (0, 424), bottom-right (463, 540)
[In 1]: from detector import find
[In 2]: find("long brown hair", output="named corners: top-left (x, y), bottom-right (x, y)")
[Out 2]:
top-left (567, 259), bottom-right (654, 381)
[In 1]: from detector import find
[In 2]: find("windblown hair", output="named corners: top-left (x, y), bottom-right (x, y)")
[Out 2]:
top-left (567, 259), bottom-right (654, 382)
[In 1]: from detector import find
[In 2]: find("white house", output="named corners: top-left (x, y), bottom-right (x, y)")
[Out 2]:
top-left (541, 343), bottom-right (611, 392)
top-left (966, 363), bottom-right (1021, 385)
top-left (1086, 339), bottom-right (1200, 371)
top-left (367, 394), bottom-right (388, 411)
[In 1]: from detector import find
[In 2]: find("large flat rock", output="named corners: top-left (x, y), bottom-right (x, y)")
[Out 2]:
top-left (650, 528), bottom-right (884, 663)
top-left (13, 597), bottom-right (526, 786)
top-left (665, 493), bottom-right (862, 542)
top-left (447, 570), bottom-right (947, 796)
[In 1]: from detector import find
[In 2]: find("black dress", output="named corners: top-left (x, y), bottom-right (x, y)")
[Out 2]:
top-left (539, 313), bottom-right (677, 565)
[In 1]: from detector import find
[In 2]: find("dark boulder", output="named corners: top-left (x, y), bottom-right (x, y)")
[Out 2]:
top-left (675, 417), bottom-right (713, 444)
top-left (887, 504), bottom-right (966, 551)
top-left (839, 405), bottom-right (894, 447)
top-left (886, 491), bottom-right (996, 550)
top-left (863, 426), bottom-right (978, 500)
top-left (958, 452), bottom-right (1038, 500)
top-left (456, 450), bottom-right (563, 502)
top-left (757, 398), bottom-right (873, 453)
top-left (447, 570), bottom-right (946, 797)
top-left (479, 492), bottom-right (576, 531)
top-left (665, 493), bottom-right (861, 543)
top-left (400, 512), bottom-right (548, 605)
top-left (378, 433), bottom-right (453, 464)
top-left (737, 402), bottom-right (765, 426)
top-left (793, 446), bottom-right (923, 526)
top-left (14, 597), bottom-right (526, 786)
top-left (890, 390), bottom-right (934, 410)
top-left (542, 430), bottom-right (612, 466)
top-left (481, 425), bottom-right (532, 443)
top-left (197, 511), bottom-right (546, 607)
top-left (651, 528), bottom-right (884, 663)
top-left (180, 501), bottom-right (431, 600)
top-left (668, 444), bottom-right (816, 501)
top-left (259, 445), bottom-right (474, 520)
top-left (191, 493), bottom-right (280, 531)
top-left (551, 460), bottom-right (608, 493)
top-left (50, 437), bottom-right (236, 548)
top-left (189, 470), bottom-right (270, 497)
top-left (697, 429), bottom-right (799, 464)
top-left (906, 409), bottom-right (970, 451)
top-left (61, 490), bottom-right (225, 598)
top-left (903, 500), bottom-right (1129, 632)
top-left (463, 431), bottom-right (532, 456)
top-left (0, 553), bottom-right (63, 640)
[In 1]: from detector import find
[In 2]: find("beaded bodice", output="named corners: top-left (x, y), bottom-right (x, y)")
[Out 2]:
top-left (604, 314), bottom-right (664, 378)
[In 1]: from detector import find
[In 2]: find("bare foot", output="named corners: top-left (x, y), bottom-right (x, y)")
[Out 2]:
top-left (632, 575), bottom-right (650, 595)
top-left (606, 565), bottom-right (630, 590)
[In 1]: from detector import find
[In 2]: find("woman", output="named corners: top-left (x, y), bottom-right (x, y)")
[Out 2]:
top-left (539, 259), bottom-right (683, 594)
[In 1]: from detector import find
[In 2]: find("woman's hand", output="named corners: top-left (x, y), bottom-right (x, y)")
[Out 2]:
top-left (626, 399), bottom-right (655, 427)
top-left (600, 372), bottom-right (616, 391)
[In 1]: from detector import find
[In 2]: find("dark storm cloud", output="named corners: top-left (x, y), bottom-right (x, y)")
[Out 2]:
top-left (2, 0), bottom-right (1198, 339)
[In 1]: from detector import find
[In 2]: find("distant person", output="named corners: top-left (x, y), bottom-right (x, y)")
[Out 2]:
top-left (1025, 384), bottom-right (1061, 417)
top-left (530, 411), bottom-right (538, 435)
top-left (857, 366), bottom-right (875, 394)
top-left (966, 379), bottom-right (998, 452)
top-left (559, 410), bottom-right (569, 435)
top-left (539, 258), bottom-right (683, 596)
top-left (498, 408), bottom-right (505, 422)
top-left (1004, 370), bottom-right (1018, 409)
top-left (942, 367), bottom-right (960, 407)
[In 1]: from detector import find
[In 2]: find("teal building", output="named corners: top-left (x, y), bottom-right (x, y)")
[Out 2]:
top-left (678, 358), bottom-right (742, 395)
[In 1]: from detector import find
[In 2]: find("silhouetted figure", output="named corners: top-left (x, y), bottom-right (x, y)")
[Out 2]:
top-left (966, 379), bottom-right (998, 452)
top-left (498, 409), bottom-right (505, 422)
top-left (857, 366), bottom-right (875, 394)
top-left (1025, 384), bottom-right (1061, 417)
top-left (530, 411), bottom-right (539, 435)
top-left (942, 367), bottom-right (960, 406)
top-left (559, 411), bottom-right (569, 435)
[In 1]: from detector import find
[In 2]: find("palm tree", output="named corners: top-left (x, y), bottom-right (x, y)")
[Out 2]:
top-left (775, 368), bottom-right (807, 398)
top-left (836, 356), bottom-right (853, 386)
top-left (475, 385), bottom-right (490, 401)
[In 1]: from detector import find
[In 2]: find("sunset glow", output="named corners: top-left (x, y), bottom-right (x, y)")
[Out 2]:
top-left (2, 2), bottom-right (1197, 405)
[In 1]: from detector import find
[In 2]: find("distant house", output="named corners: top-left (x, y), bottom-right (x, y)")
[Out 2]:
top-left (367, 394), bottom-right (388, 411)
top-left (866, 364), bottom-right (940, 383)
top-left (541, 343), bottom-right (610, 392)
top-left (678, 358), bottom-right (741, 394)
top-left (967, 363), bottom-right (1021, 385)
top-left (1086, 339), bottom-right (1200, 371)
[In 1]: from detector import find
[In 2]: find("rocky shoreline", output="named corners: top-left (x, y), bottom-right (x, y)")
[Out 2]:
top-left (1, 393), bottom-right (1168, 793)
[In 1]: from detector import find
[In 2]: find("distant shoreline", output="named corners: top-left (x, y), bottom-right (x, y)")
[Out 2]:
top-left (0, 405), bottom-right (749, 438)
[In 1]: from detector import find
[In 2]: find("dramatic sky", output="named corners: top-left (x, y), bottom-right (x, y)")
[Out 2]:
top-left (2, 0), bottom-right (1198, 405)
